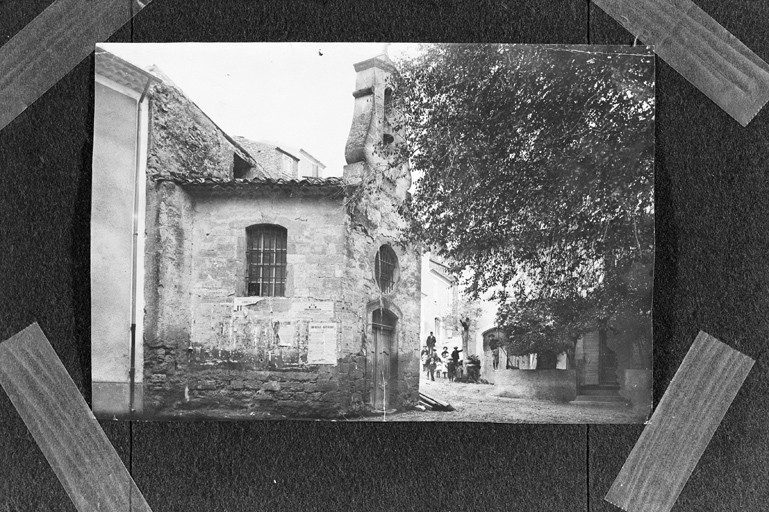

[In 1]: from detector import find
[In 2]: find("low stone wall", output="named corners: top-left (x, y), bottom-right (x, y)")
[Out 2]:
top-left (619, 369), bottom-right (652, 413)
top-left (145, 354), bottom-right (373, 419)
top-left (492, 369), bottom-right (577, 402)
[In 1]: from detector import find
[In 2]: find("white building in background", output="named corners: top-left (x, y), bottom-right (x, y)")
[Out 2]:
top-left (299, 149), bottom-right (326, 178)
top-left (420, 255), bottom-right (459, 351)
top-left (419, 253), bottom-right (497, 360)
top-left (420, 252), bottom-right (567, 374)
top-left (231, 139), bottom-right (326, 179)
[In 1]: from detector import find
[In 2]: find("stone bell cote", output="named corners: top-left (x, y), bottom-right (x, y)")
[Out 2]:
top-left (343, 49), bottom-right (411, 201)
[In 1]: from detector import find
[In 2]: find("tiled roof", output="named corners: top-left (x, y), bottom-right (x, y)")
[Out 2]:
top-left (95, 48), bottom-right (159, 93)
top-left (154, 175), bottom-right (353, 196)
top-left (231, 136), bottom-right (281, 161)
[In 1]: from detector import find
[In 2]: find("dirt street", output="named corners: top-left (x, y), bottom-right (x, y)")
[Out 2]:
top-left (359, 373), bottom-right (649, 424)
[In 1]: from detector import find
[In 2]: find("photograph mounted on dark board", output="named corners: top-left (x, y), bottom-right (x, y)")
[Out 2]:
top-left (90, 42), bottom-right (654, 423)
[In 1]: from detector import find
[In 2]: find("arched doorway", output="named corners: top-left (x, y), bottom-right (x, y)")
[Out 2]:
top-left (372, 309), bottom-right (398, 410)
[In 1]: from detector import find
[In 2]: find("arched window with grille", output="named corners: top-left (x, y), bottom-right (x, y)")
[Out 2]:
top-left (246, 224), bottom-right (287, 297)
top-left (374, 244), bottom-right (399, 294)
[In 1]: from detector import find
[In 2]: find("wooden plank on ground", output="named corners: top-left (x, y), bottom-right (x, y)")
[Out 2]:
top-left (0, 323), bottom-right (152, 512)
top-left (419, 391), bottom-right (454, 411)
top-left (605, 331), bottom-right (754, 512)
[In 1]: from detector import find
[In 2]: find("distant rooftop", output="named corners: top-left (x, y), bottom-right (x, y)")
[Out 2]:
top-left (97, 48), bottom-right (329, 183)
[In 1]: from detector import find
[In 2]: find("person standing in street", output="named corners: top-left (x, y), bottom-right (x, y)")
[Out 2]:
top-left (427, 352), bottom-right (439, 381)
top-left (490, 338), bottom-right (500, 370)
top-left (440, 347), bottom-right (450, 378)
top-left (421, 346), bottom-right (430, 375)
top-left (426, 332), bottom-right (437, 354)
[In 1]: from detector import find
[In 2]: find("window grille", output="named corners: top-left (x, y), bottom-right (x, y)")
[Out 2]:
top-left (375, 245), bottom-right (398, 293)
top-left (246, 225), bottom-right (287, 297)
top-left (372, 308), bottom-right (397, 330)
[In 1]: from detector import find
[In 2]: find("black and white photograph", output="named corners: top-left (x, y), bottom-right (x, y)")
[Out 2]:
top-left (91, 42), bottom-right (654, 423)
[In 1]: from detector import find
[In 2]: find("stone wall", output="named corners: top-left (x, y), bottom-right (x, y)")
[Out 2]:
top-left (181, 351), bottom-right (368, 418)
top-left (341, 161), bottom-right (421, 411)
top-left (188, 191), bottom-right (347, 340)
top-left (143, 181), bottom-right (195, 411)
top-left (338, 54), bottom-right (421, 412)
top-left (141, 52), bottom-right (421, 418)
top-left (492, 369), bottom-right (577, 402)
top-left (147, 82), bottom-right (250, 181)
top-left (141, 180), bottom-right (420, 417)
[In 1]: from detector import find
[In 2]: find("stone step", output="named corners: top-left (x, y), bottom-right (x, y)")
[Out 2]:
top-left (571, 395), bottom-right (630, 407)
top-left (580, 384), bottom-right (621, 391)
top-left (573, 394), bottom-right (627, 402)
top-left (570, 400), bottom-right (630, 407)
top-left (579, 388), bottom-right (623, 396)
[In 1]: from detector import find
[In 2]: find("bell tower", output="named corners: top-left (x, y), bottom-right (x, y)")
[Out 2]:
top-left (343, 47), bottom-right (411, 202)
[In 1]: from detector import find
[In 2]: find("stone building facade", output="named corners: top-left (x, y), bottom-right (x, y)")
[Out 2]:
top-left (141, 51), bottom-right (420, 419)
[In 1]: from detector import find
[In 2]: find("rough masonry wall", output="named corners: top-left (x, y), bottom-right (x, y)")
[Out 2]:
top-left (144, 188), bottom-right (379, 418)
top-left (188, 192), bottom-right (346, 352)
top-left (340, 58), bottom-right (421, 412)
top-left (147, 82), bottom-right (238, 181)
top-left (143, 181), bottom-right (194, 413)
top-left (342, 166), bottom-right (422, 411)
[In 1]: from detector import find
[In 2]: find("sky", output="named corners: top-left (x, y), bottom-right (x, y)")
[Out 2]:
top-left (101, 42), bottom-right (419, 177)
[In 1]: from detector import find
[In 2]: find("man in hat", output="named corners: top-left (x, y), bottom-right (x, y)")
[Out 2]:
top-left (425, 332), bottom-right (437, 354)
top-left (450, 346), bottom-right (463, 364)
top-left (451, 346), bottom-right (464, 380)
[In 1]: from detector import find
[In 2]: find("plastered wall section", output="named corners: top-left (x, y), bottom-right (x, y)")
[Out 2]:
top-left (91, 83), bottom-right (136, 385)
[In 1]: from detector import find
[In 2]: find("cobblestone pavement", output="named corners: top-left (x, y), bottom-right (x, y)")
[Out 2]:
top-left (358, 373), bottom-right (650, 424)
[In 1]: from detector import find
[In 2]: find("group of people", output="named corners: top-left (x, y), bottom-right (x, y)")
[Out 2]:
top-left (421, 331), bottom-right (464, 382)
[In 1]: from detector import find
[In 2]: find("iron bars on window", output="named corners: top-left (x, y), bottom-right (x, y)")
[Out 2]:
top-left (246, 224), bottom-right (287, 297)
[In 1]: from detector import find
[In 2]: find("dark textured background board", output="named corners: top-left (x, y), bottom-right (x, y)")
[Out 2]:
top-left (605, 332), bottom-right (754, 512)
top-left (0, 324), bottom-right (152, 512)
top-left (0, 0), bottom-right (145, 131)
top-left (0, 1), bottom-right (768, 510)
top-left (592, 0), bottom-right (769, 127)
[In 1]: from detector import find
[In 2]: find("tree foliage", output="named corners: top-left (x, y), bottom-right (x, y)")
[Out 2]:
top-left (390, 44), bottom-right (654, 355)
top-left (443, 288), bottom-right (483, 341)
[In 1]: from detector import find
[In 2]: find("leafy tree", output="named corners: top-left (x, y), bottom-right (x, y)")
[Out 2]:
top-left (442, 288), bottom-right (483, 357)
top-left (388, 44), bottom-right (654, 361)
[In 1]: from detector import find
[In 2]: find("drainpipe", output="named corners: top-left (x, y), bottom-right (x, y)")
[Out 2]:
top-left (129, 77), bottom-right (153, 414)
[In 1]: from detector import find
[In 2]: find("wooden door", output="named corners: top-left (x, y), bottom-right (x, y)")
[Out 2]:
top-left (372, 309), bottom-right (397, 410)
